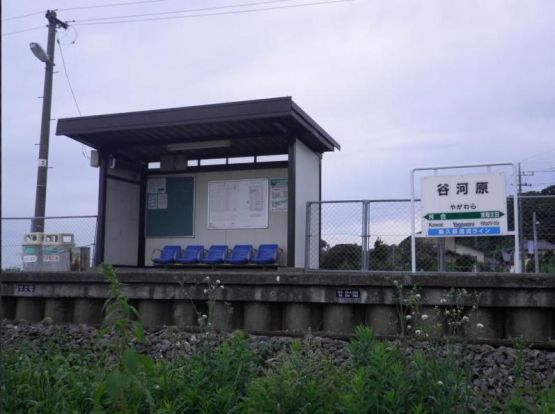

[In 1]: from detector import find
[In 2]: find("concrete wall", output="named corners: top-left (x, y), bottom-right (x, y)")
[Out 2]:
top-left (3, 271), bottom-right (554, 343)
top-left (145, 168), bottom-right (288, 265)
top-left (294, 140), bottom-right (320, 268)
top-left (104, 178), bottom-right (140, 265)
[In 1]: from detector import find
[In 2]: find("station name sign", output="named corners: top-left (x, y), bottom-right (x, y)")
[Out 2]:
top-left (421, 173), bottom-right (508, 237)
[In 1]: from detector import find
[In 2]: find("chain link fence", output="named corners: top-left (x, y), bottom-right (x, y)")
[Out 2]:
top-left (306, 196), bottom-right (555, 273)
top-left (1, 216), bottom-right (97, 271)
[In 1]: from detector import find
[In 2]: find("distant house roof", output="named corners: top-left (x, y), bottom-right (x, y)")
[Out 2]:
top-left (527, 240), bottom-right (555, 251)
top-left (56, 97), bottom-right (340, 163)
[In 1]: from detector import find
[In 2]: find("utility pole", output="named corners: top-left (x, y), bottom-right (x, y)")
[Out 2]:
top-left (516, 163), bottom-right (533, 272)
top-left (31, 10), bottom-right (68, 233)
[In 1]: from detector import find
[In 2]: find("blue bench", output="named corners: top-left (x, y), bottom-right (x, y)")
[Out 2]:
top-left (200, 245), bottom-right (229, 265)
top-left (225, 244), bottom-right (253, 265)
top-left (250, 244), bottom-right (279, 265)
top-left (176, 245), bottom-right (205, 265)
top-left (152, 245), bottom-right (181, 265)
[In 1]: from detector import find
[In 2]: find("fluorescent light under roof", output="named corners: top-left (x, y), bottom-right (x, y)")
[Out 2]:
top-left (167, 140), bottom-right (231, 152)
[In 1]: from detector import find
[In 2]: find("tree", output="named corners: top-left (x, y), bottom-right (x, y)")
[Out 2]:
top-left (396, 237), bottom-right (438, 271)
top-left (368, 238), bottom-right (393, 271)
top-left (320, 243), bottom-right (362, 270)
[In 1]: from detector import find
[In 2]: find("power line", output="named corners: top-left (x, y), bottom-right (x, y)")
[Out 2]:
top-left (58, 0), bottom-right (166, 12)
top-left (72, 0), bottom-right (353, 26)
top-left (1, 25), bottom-right (45, 37)
top-left (2, 0), bottom-right (166, 21)
top-left (56, 39), bottom-right (82, 116)
top-left (73, 0), bottom-right (304, 23)
top-left (2, 10), bottom-right (44, 22)
top-left (519, 148), bottom-right (555, 163)
top-left (57, 37), bottom-right (89, 159)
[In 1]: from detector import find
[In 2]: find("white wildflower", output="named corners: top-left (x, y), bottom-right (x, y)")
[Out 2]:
top-left (204, 276), bottom-right (210, 281)
top-left (216, 279), bottom-right (220, 284)
top-left (405, 315), bottom-right (412, 320)
top-left (154, 384), bottom-right (160, 390)
top-left (421, 314), bottom-right (429, 321)
top-left (440, 298), bottom-right (447, 304)
top-left (407, 325), bottom-right (412, 330)
top-left (444, 310), bottom-right (450, 315)
top-left (437, 380), bottom-right (444, 386)
top-left (415, 293), bottom-right (421, 300)
top-left (220, 285), bottom-right (224, 289)
top-left (203, 289), bottom-right (208, 294)
top-left (476, 323), bottom-right (484, 329)
top-left (276, 275), bottom-right (280, 282)
top-left (202, 314), bottom-right (208, 319)
top-left (462, 316), bottom-right (469, 322)
top-left (415, 329), bottom-right (422, 335)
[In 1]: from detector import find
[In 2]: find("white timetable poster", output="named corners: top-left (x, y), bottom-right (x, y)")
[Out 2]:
top-left (207, 178), bottom-right (269, 229)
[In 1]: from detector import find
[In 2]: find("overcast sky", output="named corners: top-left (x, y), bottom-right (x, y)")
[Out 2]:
top-left (2, 0), bottom-right (554, 218)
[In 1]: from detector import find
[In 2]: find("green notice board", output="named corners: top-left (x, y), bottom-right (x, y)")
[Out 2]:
top-left (146, 176), bottom-right (194, 237)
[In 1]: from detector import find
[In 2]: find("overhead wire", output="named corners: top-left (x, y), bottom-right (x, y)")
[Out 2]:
top-left (71, 0), bottom-right (354, 26)
top-left (57, 39), bottom-right (82, 117)
top-left (2, 0), bottom-right (166, 21)
top-left (2, 10), bottom-right (45, 22)
top-left (2, 0), bottom-right (351, 37)
top-left (57, 36), bottom-right (89, 159)
top-left (73, 0), bottom-right (306, 23)
top-left (519, 148), bottom-right (555, 163)
top-left (58, 0), bottom-right (167, 12)
top-left (2, 25), bottom-right (45, 37)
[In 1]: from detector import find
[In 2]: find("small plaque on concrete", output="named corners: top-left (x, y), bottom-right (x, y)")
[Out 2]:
top-left (336, 289), bottom-right (361, 303)
top-left (17, 284), bottom-right (36, 296)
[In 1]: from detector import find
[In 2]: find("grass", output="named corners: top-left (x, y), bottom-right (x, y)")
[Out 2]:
top-left (2, 267), bottom-right (554, 413)
top-left (3, 326), bottom-right (555, 413)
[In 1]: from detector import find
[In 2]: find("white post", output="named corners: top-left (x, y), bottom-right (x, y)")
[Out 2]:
top-left (512, 164), bottom-right (522, 273)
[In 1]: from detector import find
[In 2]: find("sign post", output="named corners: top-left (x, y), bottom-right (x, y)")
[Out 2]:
top-left (410, 164), bottom-right (520, 273)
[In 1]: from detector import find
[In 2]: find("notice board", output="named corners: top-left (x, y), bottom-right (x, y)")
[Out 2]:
top-left (146, 176), bottom-right (194, 237)
top-left (208, 178), bottom-right (268, 229)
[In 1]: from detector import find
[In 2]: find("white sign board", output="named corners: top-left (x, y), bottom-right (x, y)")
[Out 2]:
top-left (421, 173), bottom-right (508, 237)
top-left (208, 178), bottom-right (268, 229)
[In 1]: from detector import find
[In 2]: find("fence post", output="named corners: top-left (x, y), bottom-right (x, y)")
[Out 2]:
top-left (362, 201), bottom-right (369, 272)
top-left (304, 201), bottom-right (312, 271)
top-left (533, 211), bottom-right (539, 273)
top-left (410, 170), bottom-right (417, 272)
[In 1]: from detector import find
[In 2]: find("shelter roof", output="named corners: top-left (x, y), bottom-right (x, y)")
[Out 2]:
top-left (56, 97), bottom-right (340, 162)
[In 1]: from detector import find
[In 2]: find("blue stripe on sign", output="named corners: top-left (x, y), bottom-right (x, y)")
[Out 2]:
top-left (427, 227), bottom-right (501, 236)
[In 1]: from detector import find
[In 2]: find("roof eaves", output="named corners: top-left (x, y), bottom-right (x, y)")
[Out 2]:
top-left (290, 101), bottom-right (340, 152)
top-left (56, 97), bottom-right (294, 137)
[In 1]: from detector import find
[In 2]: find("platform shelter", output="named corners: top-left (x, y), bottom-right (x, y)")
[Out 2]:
top-left (56, 97), bottom-right (340, 267)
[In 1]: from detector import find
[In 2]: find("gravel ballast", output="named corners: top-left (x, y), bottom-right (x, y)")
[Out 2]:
top-left (3, 319), bottom-right (554, 404)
